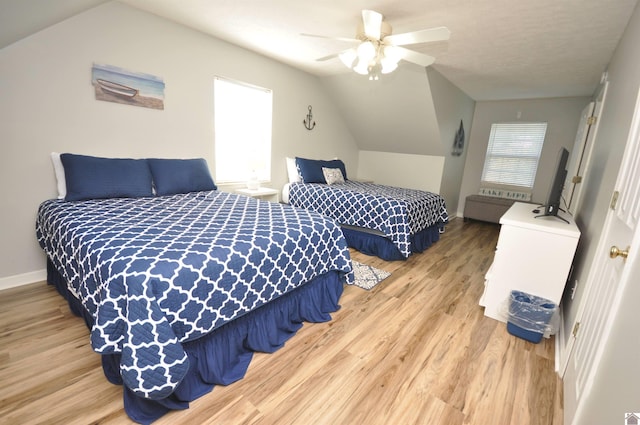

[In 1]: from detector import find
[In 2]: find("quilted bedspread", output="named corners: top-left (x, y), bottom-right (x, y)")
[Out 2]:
top-left (36, 191), bottom-right (352, 400)
top-left (288, 181), bottom-right (448, 258)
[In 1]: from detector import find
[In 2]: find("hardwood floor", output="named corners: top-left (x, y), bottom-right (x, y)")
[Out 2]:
top-left (0, 218), bottom-right (563, 424)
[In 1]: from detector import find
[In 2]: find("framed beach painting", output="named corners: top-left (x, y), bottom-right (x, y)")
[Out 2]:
top-left (92, 63), bottom-right (165, 110)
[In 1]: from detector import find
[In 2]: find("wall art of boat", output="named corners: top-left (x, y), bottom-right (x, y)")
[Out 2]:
top-left (96, 79), bottom-right (139, 98)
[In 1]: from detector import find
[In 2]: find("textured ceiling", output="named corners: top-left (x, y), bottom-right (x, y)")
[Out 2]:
top-left (117, 0), bottom-right (638, 100)
top-left (2, 0), bottom-right (638, 100)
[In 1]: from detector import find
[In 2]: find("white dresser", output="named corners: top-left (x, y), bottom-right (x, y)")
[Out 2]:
top-left (479, 202), bottom-right (580, 325)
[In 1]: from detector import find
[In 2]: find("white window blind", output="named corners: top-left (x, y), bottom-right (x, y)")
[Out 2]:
top-left (214, 77), bottom-right (272, 183)
top-left (481, 122), bottom-right (547, 188)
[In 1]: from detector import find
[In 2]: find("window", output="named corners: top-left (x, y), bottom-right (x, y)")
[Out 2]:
top-left (481, 122), bottom-right (547, 188)
top-left (214, 77), bottom-right (272, 183)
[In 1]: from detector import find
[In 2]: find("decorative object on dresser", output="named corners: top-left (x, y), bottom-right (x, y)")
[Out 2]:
top-left (479, 201), bottom-right (580, 337)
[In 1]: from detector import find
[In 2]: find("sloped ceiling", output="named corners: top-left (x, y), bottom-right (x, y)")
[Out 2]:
top-left (322, 67), bottom-right (444, 155)
top-left (2, 0), bottom-right (637, 156)
top-left (0, 0), bottom-right (109, 48)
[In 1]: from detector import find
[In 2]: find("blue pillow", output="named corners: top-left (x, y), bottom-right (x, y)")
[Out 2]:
top-left (148, 158), bottom-right (217, 196)
top-left (295, 157), bottom-right (348, 183)
top-left (61, 154), bottom-right (153, 201)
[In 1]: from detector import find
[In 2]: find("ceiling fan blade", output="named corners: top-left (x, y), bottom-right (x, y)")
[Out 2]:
top-left (396, 47), bottom-right (436, 67)
top-left (385, 26), bottom-right (451, 46)
top-left (301, 33), bottom-right (359, 43)
top-left (362, 9), bottom-right (382, 40)
top-left (315, 52), bottom-right (341, 62)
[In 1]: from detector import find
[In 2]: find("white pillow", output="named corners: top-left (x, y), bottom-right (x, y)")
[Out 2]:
top-left (50, 152), bottom-right (66, 199)
top-left (286, 157), bottom-right (301, 183)
top-left (322, 167), bottom-right (345, 185)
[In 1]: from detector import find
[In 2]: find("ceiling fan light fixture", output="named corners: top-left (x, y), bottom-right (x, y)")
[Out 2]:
top-left (339, 49), bottom-right (358, 68)
top-left (368, 63), bottom-right (381, 81)
top-left (353, 59), bottom-right (369, 75)
top-left (356, 41), bottom-right (377, 63)
top-left (309, 9), bottom-right (450, 80)
top-left (380, 58), bottom-right (398, 74)
top-left (382, 45), bottom-right (401, 64)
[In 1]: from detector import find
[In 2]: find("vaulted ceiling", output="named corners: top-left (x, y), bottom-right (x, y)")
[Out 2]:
top-left (2, 0), bottom-right (638, 161)
top-left (2, 0), bottom-right (637, 100)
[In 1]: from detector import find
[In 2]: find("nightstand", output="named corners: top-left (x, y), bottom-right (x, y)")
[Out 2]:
top-left (235, 187), bottom-right (280, 203)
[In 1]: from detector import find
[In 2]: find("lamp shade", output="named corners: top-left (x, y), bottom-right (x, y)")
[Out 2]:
top-left (382, 45), bottom-right (401, 63)
top-left (353, 59), bottom-right (370, 75)
top-left (339, 49), bottom-right (357, 68)
top-left (342, 40), bottom-right (404, 78)
top-left (356, 41), bottom-right (376, 63)
top-left (380, 57), bottom-right (398, 74)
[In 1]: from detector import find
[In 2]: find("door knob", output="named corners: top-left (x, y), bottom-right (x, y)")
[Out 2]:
top-left (609, 245), bottom-right (630, 260)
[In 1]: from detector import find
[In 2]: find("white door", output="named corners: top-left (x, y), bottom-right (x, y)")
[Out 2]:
top-left (564, 81), bottom-right (609, 217)
top-left (563, 87), bottom-right (640, 425)
top-left (558, 81), bottom-right (608, 376)
top-left (563, 101), bottom-right (594, 213)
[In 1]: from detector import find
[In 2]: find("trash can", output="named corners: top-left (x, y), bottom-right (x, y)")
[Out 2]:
top-left (507, 290), bottom-right (556, 343)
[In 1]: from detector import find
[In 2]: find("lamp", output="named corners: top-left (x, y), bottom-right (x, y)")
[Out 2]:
top-left (246, 157), bottom-right (264, 190)
top-left (342, 39), bottom-right (401, 80)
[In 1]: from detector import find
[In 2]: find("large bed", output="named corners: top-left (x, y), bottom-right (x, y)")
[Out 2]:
top-left (284, 157), bottom-right (449, 261)
top-left (37, 154), bottom-right (353, 424)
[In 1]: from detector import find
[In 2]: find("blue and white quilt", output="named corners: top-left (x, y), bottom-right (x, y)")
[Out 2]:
top-left (288, 181), bottom-right (448, 258)
top-left (36, 191), bottom-right (352, 400)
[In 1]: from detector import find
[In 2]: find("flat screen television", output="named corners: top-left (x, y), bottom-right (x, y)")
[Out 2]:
top-left (538, 147), bottom-right (570, 222)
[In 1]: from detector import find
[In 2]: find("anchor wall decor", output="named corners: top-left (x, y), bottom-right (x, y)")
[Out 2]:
top-left (303, 105), bottom-right (316, 130)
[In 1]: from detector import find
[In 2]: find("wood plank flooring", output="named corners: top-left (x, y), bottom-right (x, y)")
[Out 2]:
top-left (0, 218), bottom-right (563, 424)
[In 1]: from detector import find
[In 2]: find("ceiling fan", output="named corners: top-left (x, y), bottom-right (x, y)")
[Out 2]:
top-left (304, 10), bottom-right (450, 80)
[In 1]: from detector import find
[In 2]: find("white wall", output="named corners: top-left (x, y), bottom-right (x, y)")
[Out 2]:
top-left (0, 2), bottom-right (359, 285)
top-left (427, 68), bottom-right (476, 215)
top-left (562, 2), bottom-right (640, 422)
top-left (357, 151), bottom-right (443, 194)
top-left (321, 66), bottom-right (443, 156)
top-left (321, 65), bottom-right (474, 216)
top-left (563, 0), bottom-right (640, 333)
top-left (457, 97), bottom-right (590, 217)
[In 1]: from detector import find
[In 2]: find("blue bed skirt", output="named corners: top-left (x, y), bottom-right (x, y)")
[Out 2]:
top-left (46, 259), bottom-right (344, 424)
top-left (341, 224), bottom-right (442, 261)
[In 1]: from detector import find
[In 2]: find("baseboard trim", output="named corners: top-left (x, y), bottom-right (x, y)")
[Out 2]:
top-left (0, 269), bottom-right (47, 291)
